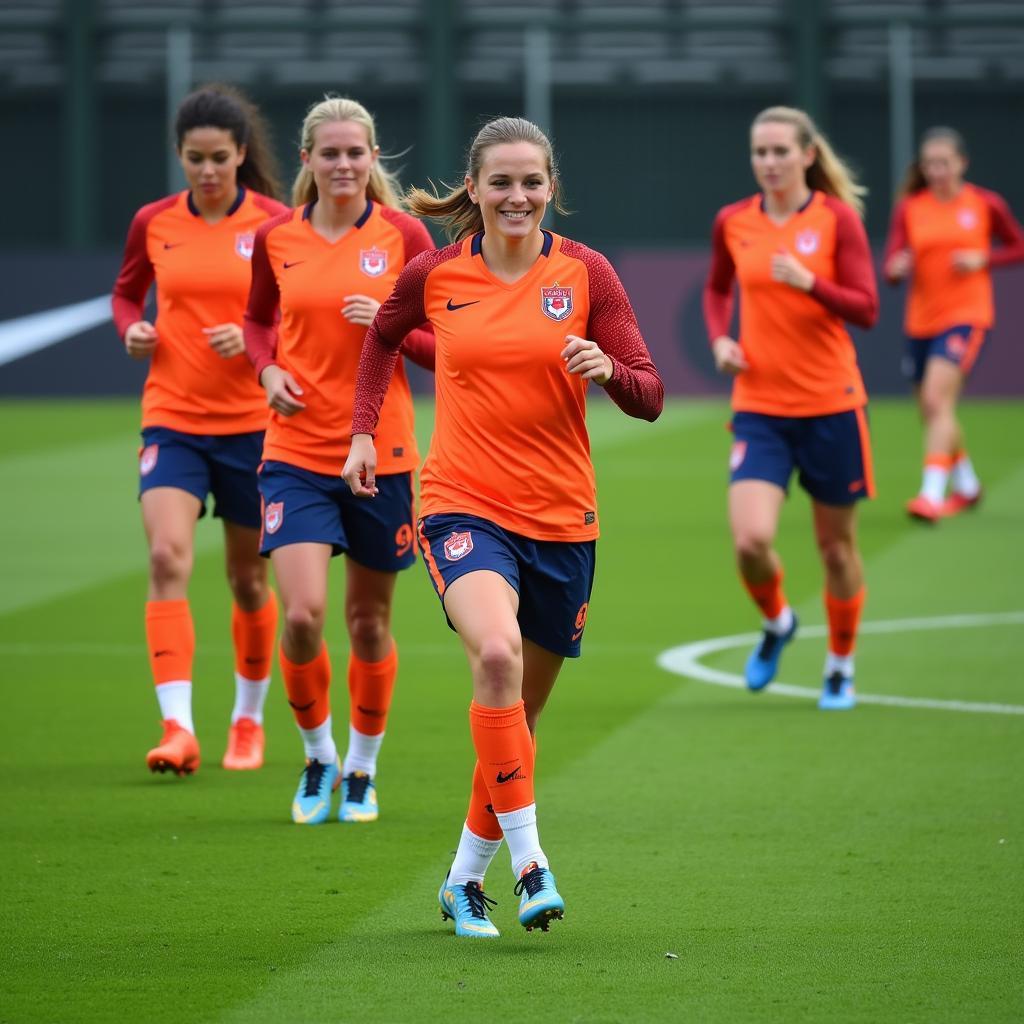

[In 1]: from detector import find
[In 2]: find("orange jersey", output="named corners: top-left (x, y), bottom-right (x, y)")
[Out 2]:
top-left (704, 191), bottom-right (878, 418)
top-left (884, 184), bottom-right (1024, 336)
top-left (112, 188), bottom-right (288, 435)
top-left (243, 200), bottom-right (435, 477)
top-left (351, 231), bottom-right (663, 542)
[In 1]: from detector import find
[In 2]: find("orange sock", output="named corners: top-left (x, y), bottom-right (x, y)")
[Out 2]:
top-left (348, 644), bottom-right (397, 736)
top-left (279, 643), bottom-right (331, 729)
top-left (231, 591), bottom-right (278, 681)
top-left (742, 570), bottom-right (787, 620)
top-left (468, 700), bottom-right (534, 814)
top-left (466, 760), bottom-right (504, 840)
top-left (145, 599), bottom-right (194, 685)
top-left (925, 453), bottom-right (954, 471)
top-left (825, 587), bottom-right (865, 657)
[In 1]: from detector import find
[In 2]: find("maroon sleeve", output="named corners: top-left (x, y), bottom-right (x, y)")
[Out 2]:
top-left (883, 198), bottom-right (910, 284)
top-left (243, 217), bottom-right (287, 380)
top-left (982, 189), bottom-right (1024, 268)
top-left (351, 244), bottom-right (460, 436)
top-left (810, 198), bottom-right (879, 329)
top-left (703, 206), bottom-right (737, 341)
top-left (381, 207), bottom-right (438, 372)
top-left (251, 193), bottom-right (291, 219)
top-left (560, 239), bottom-right (663, 422)
top-left (111, 198), bottom-right (174, 339)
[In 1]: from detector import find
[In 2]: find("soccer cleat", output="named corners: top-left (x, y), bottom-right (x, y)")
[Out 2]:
top-left (818, 671), bottom-right (856, 711)
top-left (438, 872), bottom-right (500, 938)
top-left (221, 716), bottom-right (264, 771)
top-left (338, 771), bottom-right (379, 823)
top-left (906, 495), bottom-right (943, 523)
top-left (514, 862), bottom-right (565, 932)
top-left (744, 613), bottom-right (798, 691)
top-left (941, 488), bottom-right (982, 517)
top-left (291, 756), bottom-right (341, 825)
top-left (146, 719), bottom-right (200, 777)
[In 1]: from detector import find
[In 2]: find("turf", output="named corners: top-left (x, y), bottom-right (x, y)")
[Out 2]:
top-left (0, 397), bottom-right (1021, 1023)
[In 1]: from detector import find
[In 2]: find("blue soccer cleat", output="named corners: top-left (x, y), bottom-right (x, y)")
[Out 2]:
top-left (818, 671), bottom-right (856, 711)
top-left (514, 863), bottom-right (565, 932)
top-left (745, 613), bottom-right (799, 691)
top-left (438, 872), bottom-right (500, 938)
top-left (291, 756), bottom-right (341, 825)
top-left (339, 771), bottom-right (379, 823)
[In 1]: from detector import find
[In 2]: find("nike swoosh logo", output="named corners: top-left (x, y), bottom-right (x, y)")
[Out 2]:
top-left (571, 629), bottom-right (584, 641)
top-left (292, 799), bottom-right (326, 824)
top-left (356, 705), bottom-right (386, 718)
top-left (163, 243), bottom-right (184, 250)
top-left (496, 767), bottom-right (522, 784)
top-left (283, 260), bottom-right (304, 269)
top-left (153, 649), bottom-right (173, 658)
top-left (446, 298), bottom-right (480, 311)
top-left (288, 699), bottom-right (316, 712)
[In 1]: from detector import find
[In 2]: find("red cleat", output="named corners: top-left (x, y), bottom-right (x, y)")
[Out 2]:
top-left (146, 719), bottom-right (200, 776)
top-left (222, 716), bottom-right (265, 770)
top-left (941, 489), bottom-right (982, 517)
top-left (906, 495), bottom-right (943, 523)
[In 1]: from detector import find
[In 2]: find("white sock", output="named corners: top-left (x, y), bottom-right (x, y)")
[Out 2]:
top-left (825, 651), bottom-right (854, 679)
top-left (951, 454), bottom-right (980, 498)
top-left (496, 803), bottom-right (548, 879)
top-left (231, 672), bottom-right (270, 725)
top-left (449, 824), bottom-right (503, 885)
top-left (920, 463), bottom-right (949, 504)
top-left (343, 724), bottom-right (385, 777)
top-left (764, 605), bottom-right (794, 636)
top-left (155, 680), bottom-right (194, 734)
top-left (298, 715), bottom-right (337, 764)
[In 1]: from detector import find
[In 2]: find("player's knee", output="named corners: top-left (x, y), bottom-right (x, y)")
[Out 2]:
top-left (149, 539), bottom-right (191, 586)
top-left (227, 565), bottom-right (267, 608)
top-left (283, 602), bottom-right (324, 645)
top-left (817, 536), bottom-right (854, 574)
top-left (475, 635), bottom-right (522, 689)
top-left (734, 530), bottom-right (772, 565)
top-left (919, 388), bottom-right (951, 421)
top-left (346, 606), bottom-right (389, 652)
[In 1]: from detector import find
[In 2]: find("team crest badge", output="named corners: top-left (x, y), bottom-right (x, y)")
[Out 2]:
top-left (795, 230), bottom-right (819, 256)
top-left (957, 209), bottom-right (977, 230)
top-left (139, 444), bottom-right (158, 476)
top-left (541, 284), bottom-right (573, 321)
top-left (360, 248), bottom-right (388, 277)
top-left (443, 531), bottom-right (473, 561)
top-left (946, 333), bottom-right (967, 358)
top-left (729, 441), bottom-right (747, 472)
top-left (235, 232), bottom-right (255, 260)
top-left (264, 501), bottom-right (284, 535)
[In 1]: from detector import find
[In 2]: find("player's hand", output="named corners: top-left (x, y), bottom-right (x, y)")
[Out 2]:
top-left (951, 249), bottom-right (987, 274)
top-left (712, 336), bottom-right (749, 376)
top-left (341, 434), bottom-right (379, 498)
top-left (203, 323), bottom-right (246, 358)
top-left (341, 294), bottom-right (381, 327)
top-left (562, 335), bottom-right (613, 385)
top-left (885, 248), bottom-right (913, 281)
top-left (771, 250), bottom-right (815, 292)
top-left (260, 365), bottom-right (306, 416)
top-left (124, 321), bottom-right (158, 360)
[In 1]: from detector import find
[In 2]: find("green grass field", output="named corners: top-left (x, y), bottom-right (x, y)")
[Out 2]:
top-left (1, 397), bottom-right (1021, 1024)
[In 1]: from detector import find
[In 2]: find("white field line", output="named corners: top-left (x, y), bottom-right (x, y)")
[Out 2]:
top-left (0, 295), bottom-right (112, 367)
top-left (657, 611), bottom-right (1024, 716)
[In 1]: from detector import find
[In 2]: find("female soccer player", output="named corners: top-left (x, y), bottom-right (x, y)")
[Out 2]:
top-left (243, 96), bottom-right (434, 826)
top-left (703, 106), bottom-right (878, 712)
top-left (884, 126), bottom-right (1024, 522)
top-left (112, 85), bottom-right (288, 777)
top-left (342, 117), bottom-right (663, 938)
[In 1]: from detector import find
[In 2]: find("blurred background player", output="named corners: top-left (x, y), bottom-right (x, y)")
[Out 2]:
top-left (111, 85), bottom-right (287, 777)
top-left (704, 106), bottom-right (878, 711)
top-left (243, 96), bottom-right (435, 826)
top-left (342, 116), bottom-right (663, 937)
top-left (883, 126), bottom-right (1024, 523)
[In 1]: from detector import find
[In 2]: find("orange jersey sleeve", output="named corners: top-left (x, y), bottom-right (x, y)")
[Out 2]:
top-left (704, 192), bottom-right (877, 418)
top-left (111, 188), bottom-right (288, 435)
top-left (895, 184), bottom-right (1024, 336)
top-left (243, 200), bottom-right (434, 477)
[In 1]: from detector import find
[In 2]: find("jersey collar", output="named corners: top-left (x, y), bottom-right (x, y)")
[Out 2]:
top-left (470, 229), bottom-right (554, 257)
top-left (187, 186), bottom-right (246, 218)
top-left (302, 198), bottom-right (374, 227)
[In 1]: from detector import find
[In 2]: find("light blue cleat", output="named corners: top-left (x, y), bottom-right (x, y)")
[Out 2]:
top-left (339, 771), bottom-right (379, 823)
top-left (514, 863), bottom-right (565, 932)
top-left (439, 872), bottom-right (500, 938)
top-left (745, 614), bottom-right (799, 691)
top-left (818, 671), bottom-right (856, 711)
top-left (291, 756), bottom-right (341, 825)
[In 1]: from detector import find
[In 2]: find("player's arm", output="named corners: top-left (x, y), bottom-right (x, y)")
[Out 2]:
top-left (983, 190), bottom-right (1024, 269)
top-left (882, 199), bottom-right (912, 283)
top-left (112, 208), bottom-right (158, 359)
top-left (806, 202), bottom-right (879, 329)
top-left (703, 208), bottom-right (747, 375)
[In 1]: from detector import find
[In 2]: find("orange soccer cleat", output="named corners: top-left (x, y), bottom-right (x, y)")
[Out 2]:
top-left (146, 719), bottom-right (200, 776)
top-left (905, 495), bottom-right (943, 524)
top-left (942, 488), bottom-right (983, 517)
top-left (222, 716), bottom-right (265, 771)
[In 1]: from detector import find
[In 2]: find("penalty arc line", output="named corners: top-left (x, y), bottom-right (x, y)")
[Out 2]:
top-left (656, 611), bottom-right (1024, 716)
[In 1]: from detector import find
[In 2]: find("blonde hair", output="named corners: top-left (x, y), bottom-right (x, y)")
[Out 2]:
top-left (752, 106), bottom-right (867, 218)
top-left (406, 116), bottom-right (569, 242)
top-left (291, 96), bottom-right (404, 209)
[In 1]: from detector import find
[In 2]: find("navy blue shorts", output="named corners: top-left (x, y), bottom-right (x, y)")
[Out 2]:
top-left (138, 426), bottom-right (263, 528)
top-left (258, 460), bottom-right (416, 572)
top-left (903, 324), bottom-right (988, 384)
top-left (418, 513), bottom-right (596, 659)
top-left (729, 409), bottom-right (875, 506)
